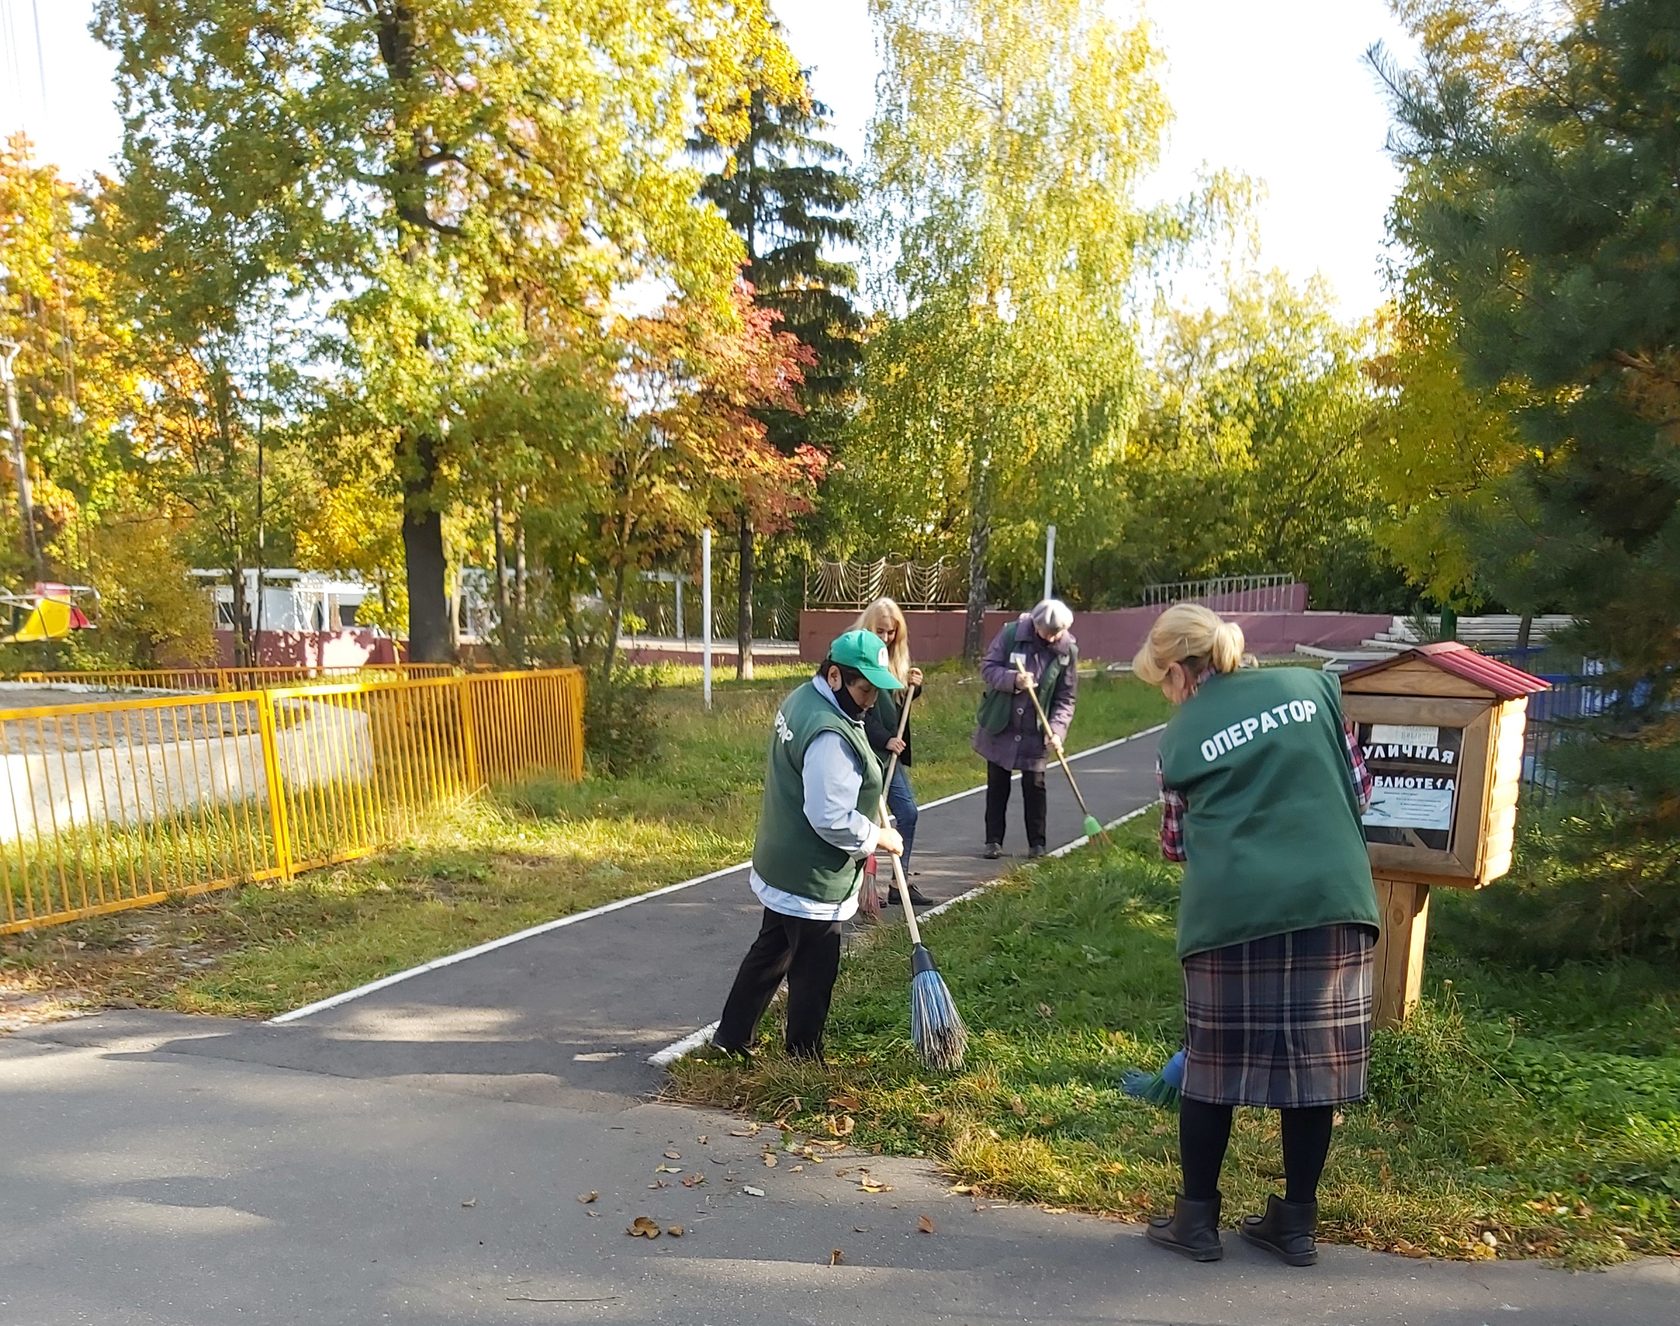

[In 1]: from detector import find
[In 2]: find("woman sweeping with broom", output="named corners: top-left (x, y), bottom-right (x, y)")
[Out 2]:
top-left (856, 598), bottom-right (930, 908)
top-left (973, 598), bottom-right (1079, 859)
top-left (1131, 603), bottom-right (1378, 1268)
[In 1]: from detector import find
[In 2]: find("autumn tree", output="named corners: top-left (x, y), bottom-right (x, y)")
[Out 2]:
top-left (96, 0), bottom-right (799, 662)
top-left (696, 71), bottom-right (862, 676)
top-left (854, 0), bottom-right (1174, 655)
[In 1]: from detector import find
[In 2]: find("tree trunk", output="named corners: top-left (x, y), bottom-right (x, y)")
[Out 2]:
top-left (604, 557), bottom-right (629, 686)
top-left (229, 561), bottom-right (251, 667)
top-left (963, 452), bottom-right (992, 661)
top-left (736, 509), bottom-right (755, 680)
top-left (402, 427), bottom-right (455, 663)
top-left (1516, 612), bottom-right (1534, 653)
top-left (491, 485), bottom-right (510, 662)
top-left (513, 508), bottom-right (528, 665)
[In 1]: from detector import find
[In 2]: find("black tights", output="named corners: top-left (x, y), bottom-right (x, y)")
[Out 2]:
top-left (1178, 1098), bottom-right (1335, 1204)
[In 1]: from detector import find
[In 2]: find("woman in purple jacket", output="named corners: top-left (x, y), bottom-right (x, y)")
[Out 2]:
top-left (971, 598), bottom-right (1078, 859)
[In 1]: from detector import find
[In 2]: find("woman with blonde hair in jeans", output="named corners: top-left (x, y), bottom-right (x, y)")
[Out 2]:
top-left (854, 598), bottom-right (928, 907)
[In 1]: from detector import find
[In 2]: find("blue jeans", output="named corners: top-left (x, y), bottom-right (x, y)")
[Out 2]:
top-left (886, 766), bottom-right (919, 868)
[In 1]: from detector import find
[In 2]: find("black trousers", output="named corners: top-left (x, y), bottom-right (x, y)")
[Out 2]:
top-left (715, 907), bottom-right (844, 1058)
top-left (985, 761), bottom-right (1048, 848)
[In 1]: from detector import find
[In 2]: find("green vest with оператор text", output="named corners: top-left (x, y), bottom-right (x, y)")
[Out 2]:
top-left (1157, 666), bottom-right (1379, 958)
top-left (752, 681), bottom-right (885, 905)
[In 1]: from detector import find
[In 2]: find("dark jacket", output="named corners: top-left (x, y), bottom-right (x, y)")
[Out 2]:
top-left (971, 614), bottom-right (1078, 772)
top-left (865, 684), bottom-right (924, 769)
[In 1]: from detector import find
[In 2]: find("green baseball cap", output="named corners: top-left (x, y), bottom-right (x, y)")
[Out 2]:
top-left (827, 629), bottom-right (904, 690)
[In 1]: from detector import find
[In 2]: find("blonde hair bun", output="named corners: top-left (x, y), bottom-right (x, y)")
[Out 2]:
top-left (1132, 603), bottom-right (1249, 683)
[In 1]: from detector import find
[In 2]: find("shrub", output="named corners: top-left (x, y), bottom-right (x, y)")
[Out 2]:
top-left (582, 663), bottom-right (664, 775)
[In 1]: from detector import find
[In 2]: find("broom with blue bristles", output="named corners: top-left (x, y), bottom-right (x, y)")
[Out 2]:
top-left (875, 789), bottom-right (968, 1071)
top-left (1121, 1047), bottom-right (1186, 1108)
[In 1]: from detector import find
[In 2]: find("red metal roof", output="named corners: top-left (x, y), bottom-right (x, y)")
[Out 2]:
top-left (1342, 641), bottom-right (1550, 700)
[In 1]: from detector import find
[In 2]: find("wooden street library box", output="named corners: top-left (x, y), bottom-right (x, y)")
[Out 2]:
top-left (1338, 643), bottom-right (1549, 1028)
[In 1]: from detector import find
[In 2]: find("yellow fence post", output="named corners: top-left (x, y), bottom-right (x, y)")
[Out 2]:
top-left (256, 689), bottom-right (294, 881)
top-left (458, 674), bottom-right (481, 790)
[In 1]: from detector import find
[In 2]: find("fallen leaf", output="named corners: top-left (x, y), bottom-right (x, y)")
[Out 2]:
top-left (663, 1150), bottom-right (682, 1160)
top-left (828, 1095), bottom-right (862, 1112)
top-left (917, 1112), bottom-right (947, 1128)
top-left (666, 1225), bottom-right (685, 1238)
top-left (681, 1173), bottom-right (706, 1189)
top-left (830, 1115), bottom-right (856, 1138)
top-left (829, 1249), bottom-right (844, 1266)
top-left (1036, 1003), bottom-right (1053, 1018)
top-left (742, 1185), bottom-right (766, 1198)
top-left (949, 1184), bottom-right (975, 1196)
top-left (789, 1165), bottom-right (804, 1174)
top-left (627, 1216), bottom-right (662, 1239)
top-left (648, 1181), bottom-right (669, 1190)
top-left (858, 1179), bottom-right (893, 1194)
top-left (1009, 1096), bottom-right (1027, 1117)
top-left (577, 1191), bottom-right (599, 1204)
top-left (585, 1210), bottom-right (601, 1219)
top-left (461, 1198), bottom-right (477, 1209)
top-left (729, 1125), bottom-right (762, 1138)
top-left (762, 1153), bottom-right (778, 1168)
top-left (697, 1135), bottom-right (709, 1146)
top-left (655, 1164), bottom-right (682, 1174)
top-left (1393, 1239), bottom-right (1428, 1259)
top-left (852, 1225), bottom-right (869, 1233)
top-left (917, 1215), bottom-right (937, 1235)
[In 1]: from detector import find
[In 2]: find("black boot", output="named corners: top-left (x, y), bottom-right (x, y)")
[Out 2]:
top-left (1145, 1193), bottom-right (1223, 1262)
top-left (1240, 1194), bottom-right (1318, 1266)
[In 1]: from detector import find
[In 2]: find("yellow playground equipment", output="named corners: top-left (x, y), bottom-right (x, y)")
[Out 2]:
top-left (0, 583), bottom-right (97, 644)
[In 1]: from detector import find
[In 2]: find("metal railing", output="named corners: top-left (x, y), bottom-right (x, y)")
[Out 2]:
top-left (0, 669), bottom-right (584, 934)
top-left (11, 663), bottom-right (460, 693)
top-left (805, 557), bottom-right (968, 610)
top-left (1140, 574), bottom-right (1301, 612)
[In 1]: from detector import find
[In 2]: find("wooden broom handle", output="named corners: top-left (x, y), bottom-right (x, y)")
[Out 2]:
top-left (882, 681), bottom-right (915, 790)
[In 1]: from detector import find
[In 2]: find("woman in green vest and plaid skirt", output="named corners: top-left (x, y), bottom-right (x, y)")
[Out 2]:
top-left (1132, 604), bottom-right (1379, 1267)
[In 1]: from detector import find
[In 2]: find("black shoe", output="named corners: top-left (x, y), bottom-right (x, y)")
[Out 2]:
top-left (1240, 1195), bottom-right (1318, 1266)
top-left (982, 842), bottom-right (1003, 859)
top-left (887, 884), bottom-right (932, 908)
top-left (1027, 843), bottom-right (1047, 859)
top-left (1146, 1193), bottom-right (1224, 1262)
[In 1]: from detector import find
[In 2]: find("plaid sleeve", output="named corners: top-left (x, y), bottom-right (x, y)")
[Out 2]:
top-left (1345, 722), bottom-right (1373, 812)
top-left (1157, 757), bottom-right (1187, 862)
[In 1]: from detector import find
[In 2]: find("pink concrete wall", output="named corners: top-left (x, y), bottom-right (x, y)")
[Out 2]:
top-left (800, 608), bottom-right (1389, 665)
top-left (214, 629), bottom-right (403, 668)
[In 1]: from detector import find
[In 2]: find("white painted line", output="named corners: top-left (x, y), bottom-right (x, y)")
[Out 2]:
top-left (267, 860), bottom-right (750, 1025)
top-left (647, 799), bottom-right (1164, 1064)
top-left (648, 1021), bottom-right (720, 1068)
top-left (271, 722), bottom-right (1168, 1026)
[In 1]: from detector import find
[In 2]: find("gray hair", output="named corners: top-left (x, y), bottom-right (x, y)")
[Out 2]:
top-left (1031, 598), bottom-right (1074, 634)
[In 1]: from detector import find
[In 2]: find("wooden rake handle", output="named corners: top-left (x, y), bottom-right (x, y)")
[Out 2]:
top-left (1014, 661), bottom-right (1107, 838)
top-left (872, 683), bottom-right (923, 946)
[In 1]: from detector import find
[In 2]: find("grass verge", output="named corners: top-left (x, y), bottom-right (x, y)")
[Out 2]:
top-left (0, 666), bottom-right (1166, 1019)
top-left (668, 824), bottom-right (1680, 1267)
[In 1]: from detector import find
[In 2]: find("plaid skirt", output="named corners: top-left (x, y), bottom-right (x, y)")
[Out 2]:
top-left (1180, 923), bottom-right (1377, 1109)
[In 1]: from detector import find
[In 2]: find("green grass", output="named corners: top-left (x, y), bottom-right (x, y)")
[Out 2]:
top-left (0, 666), bottom-right (1167, 1018)
top-left (668, 824), bottom-right (1680, 1267)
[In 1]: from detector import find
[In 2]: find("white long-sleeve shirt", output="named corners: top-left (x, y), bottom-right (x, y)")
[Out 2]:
top-left (751, 677), bottom-right (881, 921)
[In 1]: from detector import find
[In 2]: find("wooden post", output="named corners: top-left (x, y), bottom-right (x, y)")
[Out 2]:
top-left (1373, 875), bottom-right (1431, 1030)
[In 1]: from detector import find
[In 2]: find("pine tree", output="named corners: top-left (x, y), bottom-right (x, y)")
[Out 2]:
top-left (696, 78), bottom-right (862, 678)
top-left (1378, 0), bottom-right (1680, 951)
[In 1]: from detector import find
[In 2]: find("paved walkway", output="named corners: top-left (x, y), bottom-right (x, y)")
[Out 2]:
top-left (2, 727), bottom-right (1674, 1325)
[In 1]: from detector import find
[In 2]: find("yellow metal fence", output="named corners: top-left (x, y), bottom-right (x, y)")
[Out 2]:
top-left (12, 663), bottom-right (461, 692)
top-left (0, 669), bottom-right (585, 934)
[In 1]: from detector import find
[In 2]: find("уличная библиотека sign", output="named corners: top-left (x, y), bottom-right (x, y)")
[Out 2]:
top-left (1356, 723), bottom-right (1462, 852)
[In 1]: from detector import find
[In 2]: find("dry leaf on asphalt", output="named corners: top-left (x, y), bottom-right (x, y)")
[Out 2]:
top-left (742, 1185), bottom-right (766, 1197)
top-left (762, 1153), bottom-right (778, 1168)
top-left (697, 1135), bottom-right (709, 1145)
top-left (663, 1150), bottom-right (682, 1160)
top-left (858, 1179), bottom-right (893, 1194)
top-left (917, 1215), bottom-right (937, 1235)
top-left (829, 1249), bottom-right (844, 1266)
top-left (666, 1225), bottom-right (685, 1238)
top-left (655, 1164), bottom-right (682, 1174)
top-left (626, 1217), bottom-right (662, 1239)
top-left (729, 1125), bottom-right (762, 1137)
top-left (949, 1185), bottom-right (975, 1196)
top-left (790, 1165), bottom-right (804, 1174)
top-left (681, 1173), bottom-right (706, 1189)
top-left (577, 1191), bottom-right (599, 1204)
top-left (648, 1181), bottom-right (669, 1190)
top-left (461, 1198), bottom-right (477, 1208)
